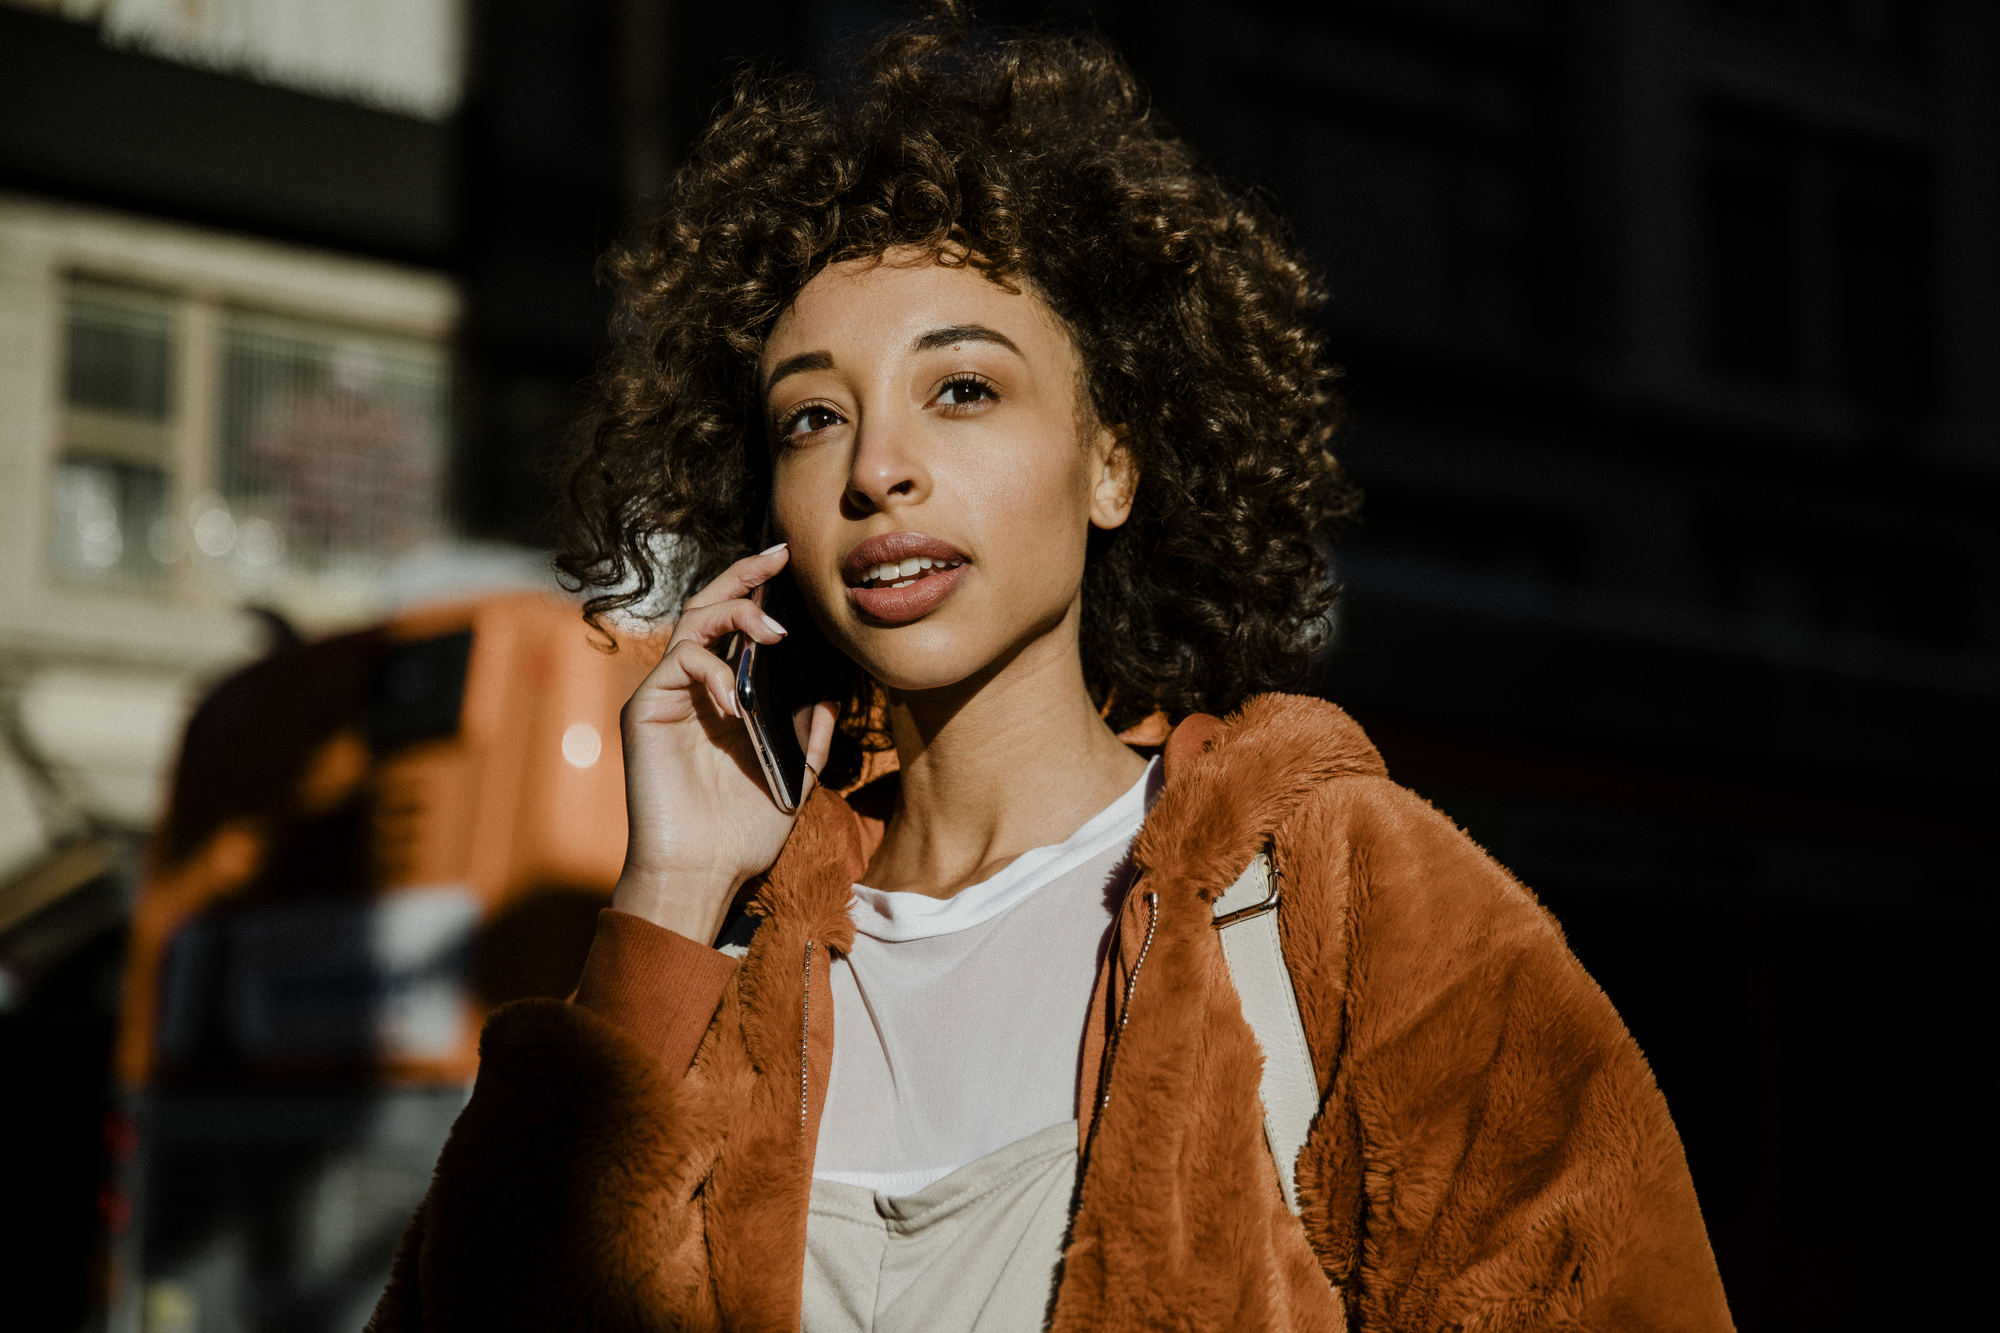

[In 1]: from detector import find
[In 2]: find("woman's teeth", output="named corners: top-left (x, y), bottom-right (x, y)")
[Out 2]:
top-left (863, 556), bottom-right (963, 588)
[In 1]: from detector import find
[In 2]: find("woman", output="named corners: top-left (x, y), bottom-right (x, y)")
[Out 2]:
top-left (371, 9), bottom-right (1732, 1331)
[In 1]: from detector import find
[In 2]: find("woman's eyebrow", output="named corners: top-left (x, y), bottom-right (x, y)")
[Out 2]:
top-left (765, 327), bottom-right (1020, 397)
top-left (765, 350), bottom-right (834, 397)
top-left (911, 324), bottom-right (1023, 358)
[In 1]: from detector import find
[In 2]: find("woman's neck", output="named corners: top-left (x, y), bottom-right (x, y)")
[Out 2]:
top-left (861, 609), bottom-right (1148, 899)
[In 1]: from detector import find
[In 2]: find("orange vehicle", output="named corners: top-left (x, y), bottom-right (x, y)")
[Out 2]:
top-left (107, 592), bottom-right (657, 1333)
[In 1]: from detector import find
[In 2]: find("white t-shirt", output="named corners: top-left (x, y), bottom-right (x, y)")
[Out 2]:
top-left (811, 759), bottom-right (1162, 1195)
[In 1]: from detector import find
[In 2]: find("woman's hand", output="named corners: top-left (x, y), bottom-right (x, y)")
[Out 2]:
top-left (612, 544), bottom-right (838, 944)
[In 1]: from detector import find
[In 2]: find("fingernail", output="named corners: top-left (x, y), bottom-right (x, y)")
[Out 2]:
top-left (761, 614), bottom-right (788, 636)
top-left (761, 541), bottom-right (787, 555)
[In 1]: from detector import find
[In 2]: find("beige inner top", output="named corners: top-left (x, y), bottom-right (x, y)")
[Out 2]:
top-left (802, 1119), bottom-right (1078, 1333)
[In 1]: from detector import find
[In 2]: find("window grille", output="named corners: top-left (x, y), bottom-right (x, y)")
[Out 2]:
top-left (220, 319), bottom-right (447, 568)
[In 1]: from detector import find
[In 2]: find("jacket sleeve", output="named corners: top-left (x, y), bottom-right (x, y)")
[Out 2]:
top-left (364, 912), bottom-right (736, 1333)
top-left (571, 908), bottom-right (740, 1069)
top-left (1296, 778), bottom-right (1735, 1332)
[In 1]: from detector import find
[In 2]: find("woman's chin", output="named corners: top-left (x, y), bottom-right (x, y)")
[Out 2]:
top-left (840, 631), bottom-right (1000, 699)
top-left (856, 657), bottom-right (984, 697)
top-left (826, 593), bottom-right (1079, 701)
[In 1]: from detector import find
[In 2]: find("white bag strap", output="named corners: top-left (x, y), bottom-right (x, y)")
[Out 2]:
top-left (1213, 851), bottom-right (1319, 1216)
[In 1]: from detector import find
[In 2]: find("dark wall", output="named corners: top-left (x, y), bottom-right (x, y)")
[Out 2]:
top-left (0, 6), bottom-right (454, 261)
top-left (1110, 3), bottom-right (1999, 1325)
top-left (453, 0), bottom-right (628, 543)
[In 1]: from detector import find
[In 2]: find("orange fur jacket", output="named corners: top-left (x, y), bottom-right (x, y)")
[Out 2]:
top-left (368, 694), bottom-right (1733, 1332)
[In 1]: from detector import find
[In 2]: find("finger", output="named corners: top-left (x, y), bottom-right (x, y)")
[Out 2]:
top-left (682, 542), bottom-right (791, 614)
top-left (666, 596), bottom-right (791, 655)
top-left (797, 700), bottom-right (839, 802)
top-left (638, 639), bottom-right (743, 720)
top-left (677, 641), bottom-right (743, 721)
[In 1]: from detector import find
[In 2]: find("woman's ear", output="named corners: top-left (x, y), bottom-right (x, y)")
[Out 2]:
top-left (1088, 425), bottom-right (1139, 531)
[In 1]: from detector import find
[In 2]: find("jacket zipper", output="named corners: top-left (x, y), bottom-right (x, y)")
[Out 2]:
top-left (1094, 890), bottom-right (1159, 1120)
top-left (800, 939), bottom-right (814, 1132)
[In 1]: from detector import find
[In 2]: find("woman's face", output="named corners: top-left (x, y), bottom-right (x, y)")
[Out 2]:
top-left (761, 250), bottom-right (1134, 695)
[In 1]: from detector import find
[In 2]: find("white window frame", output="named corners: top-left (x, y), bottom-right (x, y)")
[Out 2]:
top-left (0, 192), bottom-right (460, 673)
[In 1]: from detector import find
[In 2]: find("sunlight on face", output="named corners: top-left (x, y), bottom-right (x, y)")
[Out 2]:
top-left (761, 250), bottom-right (1134, 695)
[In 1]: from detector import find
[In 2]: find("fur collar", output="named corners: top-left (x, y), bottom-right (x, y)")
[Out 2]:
top-left (1139, 693), bottom-right (1386, 899)
top-left (768, 692), bottom-right (1387, 921)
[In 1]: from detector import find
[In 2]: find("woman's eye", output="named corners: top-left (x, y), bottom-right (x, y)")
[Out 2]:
top-left (939, 378), bottom-right (996, 408)
top-left (783, 404), bottom-right (843, 436)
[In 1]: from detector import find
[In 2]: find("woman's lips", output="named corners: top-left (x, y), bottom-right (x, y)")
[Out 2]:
top-left (842, 531), bottom-right (970, 625)
top-left (847, 561), bottom-right (969, 624)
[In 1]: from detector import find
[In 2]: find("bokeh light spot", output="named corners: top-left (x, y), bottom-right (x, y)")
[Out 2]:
top-left (561, 722), bottom-right (602, 769)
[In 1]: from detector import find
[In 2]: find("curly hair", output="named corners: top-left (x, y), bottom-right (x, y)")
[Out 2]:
top-left (557, 2), bottom-right (1355, 783)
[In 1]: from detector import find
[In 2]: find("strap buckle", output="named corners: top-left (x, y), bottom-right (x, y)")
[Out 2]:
top-left (1212, 857), bottom-right (1281, 929)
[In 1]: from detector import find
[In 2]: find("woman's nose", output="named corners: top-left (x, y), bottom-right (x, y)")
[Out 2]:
top-left (844, 416), bottom-right (930, 514)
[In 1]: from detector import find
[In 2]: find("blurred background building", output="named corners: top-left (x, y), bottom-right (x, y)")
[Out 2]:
top-left (0, 1), bottom-right (1993, 1330)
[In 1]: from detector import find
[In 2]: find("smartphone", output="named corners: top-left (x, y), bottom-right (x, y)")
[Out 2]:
top-left (734, 573), bottom-right (813, 814)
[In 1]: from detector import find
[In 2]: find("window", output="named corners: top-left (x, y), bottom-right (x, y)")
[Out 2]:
top-left (1294, 122), bottom-right (1451, 336)
top-left (1698, 107), bottom-right (1802, 388)
top-left (1286, 87), bottom-right (1542, 348)
top-left (51, 282), bottom-right (176, 584)
top-left (218, 316), bottom-right (446, 572)
top-left (1695, 100), bottom-right (1935, 414)
top-left (49, 278), bottom-right (450, 599)
top-left (1196, 7), bottom-right (1554, 352)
